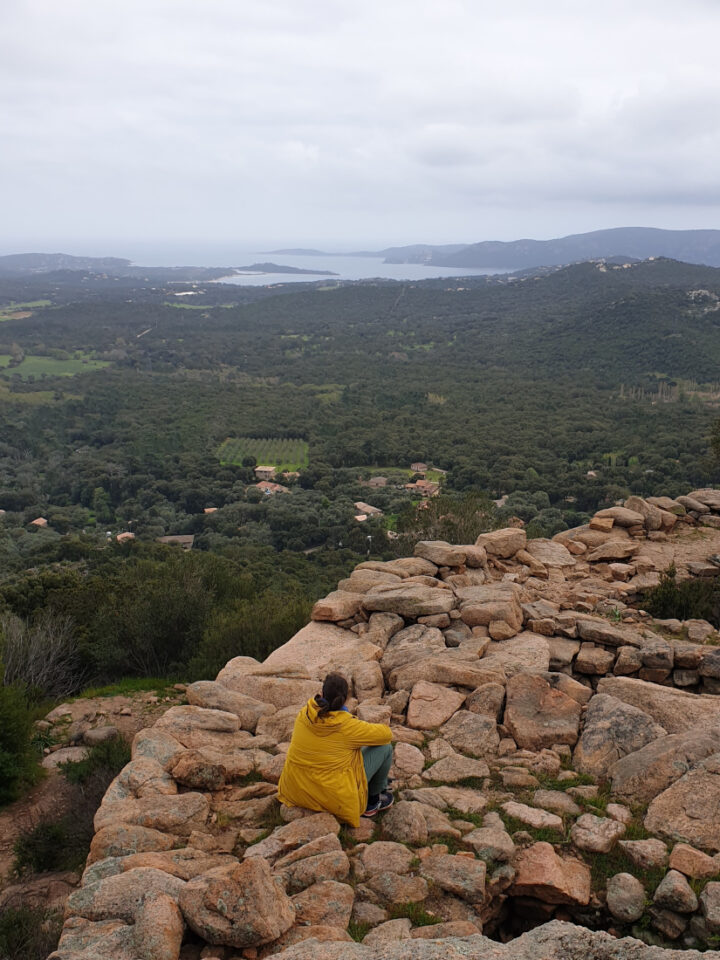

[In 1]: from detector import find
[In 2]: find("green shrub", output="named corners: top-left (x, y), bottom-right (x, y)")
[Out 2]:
top-left (59, 736), bottom-right (130, 785)
top-left (13, 817), bottom-right (87, 875)
top-left (644, 563), bottom-right (720, 626)
top-left (85, 553), bottom-right (241, 678)
top-left (0, 906), bottom-right (62, 960)
top-left (0, 682), bottom-right (41, 806)
top-left (187, 591), bottom-right (312, 680)
top-left (15, 739), bottom-right (131, 879)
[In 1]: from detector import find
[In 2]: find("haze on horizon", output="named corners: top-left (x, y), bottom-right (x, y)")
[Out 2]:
top-left (2, 0), bottom-right (720, 260)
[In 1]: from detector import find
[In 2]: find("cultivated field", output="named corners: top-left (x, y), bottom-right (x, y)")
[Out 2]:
top-left (0, 354), bottom-right (109, 379)
top-left (0, 299), bottom-right (51, 321)
top-left (218, 437), bottom-right (309, 471)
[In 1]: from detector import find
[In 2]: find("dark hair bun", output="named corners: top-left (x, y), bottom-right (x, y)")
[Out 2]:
top-left (315, 673), bottom-right (349, 718)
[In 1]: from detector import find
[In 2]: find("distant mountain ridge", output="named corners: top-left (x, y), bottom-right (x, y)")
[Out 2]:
top-left (6, 227), bottom-right (720, 279)
top-left (0, 252), bottom-right (134, 274)
top-left (379, 227), bottom-right (720, 269)
top-left (0, 253), bottom-right (232, 282)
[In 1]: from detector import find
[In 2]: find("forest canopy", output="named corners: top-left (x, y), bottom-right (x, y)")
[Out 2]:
top-left (1, 256), bottom-right (719, 692)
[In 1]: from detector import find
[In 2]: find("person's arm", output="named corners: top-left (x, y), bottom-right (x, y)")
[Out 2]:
top-left (340, 713), bottom-right (393, 748)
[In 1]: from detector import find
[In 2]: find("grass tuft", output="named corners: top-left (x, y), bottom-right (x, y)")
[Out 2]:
top-left (339, 825), bottom-right (360, 848)
top-left (537, 771), bottom-right (596, 791)
top-left (246, 828), bottom-right (271, 846)
top-left (235, 770), bottom-right (263, 787)
top-left (75, 676), bottom-right (175, 698)
top-left (500, 813), bottom-right (569, 844)
top-left (445, 807), bottom-right (483, 828)
top-left (389, 903), bottom-right (442, 926)
top-left (576, 782), bottom-right (612, 815)
top-left (456, 777), bottom-right (487, 790)
top-left (348, 921), bottom-right (371, 942)
top-left (586, 845), bottom-right (665, 895)
top-left (256, 799), bottom-right (285, 831)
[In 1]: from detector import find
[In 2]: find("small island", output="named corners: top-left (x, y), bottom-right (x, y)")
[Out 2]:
top-left (233, 262), bottom-right (338, 276)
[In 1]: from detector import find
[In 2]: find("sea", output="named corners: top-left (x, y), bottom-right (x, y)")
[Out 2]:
top-left (215, 253), bottom-right (512, 286)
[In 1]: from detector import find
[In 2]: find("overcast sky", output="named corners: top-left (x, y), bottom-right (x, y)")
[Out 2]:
top-left (2, 0), bottom-right (720, 256)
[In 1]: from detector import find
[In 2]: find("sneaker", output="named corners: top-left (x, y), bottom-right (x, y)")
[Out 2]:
top-left (362, 790), bottom-right (394, 818)
top-left (377, 789), bottom-right (394, 812)
top-left (361, 798), bottom-right (381, 818)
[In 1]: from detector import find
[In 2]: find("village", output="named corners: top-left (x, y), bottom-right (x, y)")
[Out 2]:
top-left (89, 462), bottom-right (446, 550)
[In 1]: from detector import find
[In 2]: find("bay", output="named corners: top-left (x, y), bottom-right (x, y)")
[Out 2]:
top-left (217, 253), bottom-right (512, 286)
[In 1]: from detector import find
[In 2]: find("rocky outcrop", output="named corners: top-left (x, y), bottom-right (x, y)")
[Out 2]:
top-left (573, 694), bottom-right (667, 778)
top-left (49, 493), bottom-right (720, 958)
top-left (504, 674), bottom-right (581, 750)
top-left (644, 753), bottom-right (720, 852)
top-left (180, 858), bottom-right (295, 946)
top-left (266, 921), bottom-right (720, 957)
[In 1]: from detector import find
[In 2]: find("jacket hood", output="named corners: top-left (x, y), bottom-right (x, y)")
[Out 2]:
top-left (301, 696), bottom-right (348, 735)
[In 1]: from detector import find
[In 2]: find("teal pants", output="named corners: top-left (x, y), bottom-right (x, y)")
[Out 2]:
top-left (362, 743), bottom-right (393, 797)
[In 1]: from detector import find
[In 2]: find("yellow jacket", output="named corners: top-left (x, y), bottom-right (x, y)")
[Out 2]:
top-left (277, 698), bottom-right (393, 827)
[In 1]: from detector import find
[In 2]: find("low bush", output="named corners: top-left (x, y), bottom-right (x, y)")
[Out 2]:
top-left (13, 817), bottom-right (87, 875)
top-left (0, 906), bottom-right (62, 960)
top-left (644, 563), bottom-right (720, 626)
top-left (59, 736), bottom-right (130, 785)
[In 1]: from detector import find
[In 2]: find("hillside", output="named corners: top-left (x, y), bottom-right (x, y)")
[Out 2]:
top-left (1, 256), bottom-right (720, 633)
top-left (380, 227), bottom-right (720, 269)
top-left (42, 488), bottom-right (720, 958)
top-left (0, 258), bottom-right (719, 702)
top-left (0, 253), bottom-right (234, 282)
top-left (0, 253), bottom-right (134, 275)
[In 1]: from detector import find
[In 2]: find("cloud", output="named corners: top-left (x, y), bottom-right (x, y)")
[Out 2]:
top-left (2, 0), bottom-right (720, 250)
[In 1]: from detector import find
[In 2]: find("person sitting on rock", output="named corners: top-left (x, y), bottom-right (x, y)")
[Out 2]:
top-left (277, 672), bottom-right (394, 825)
